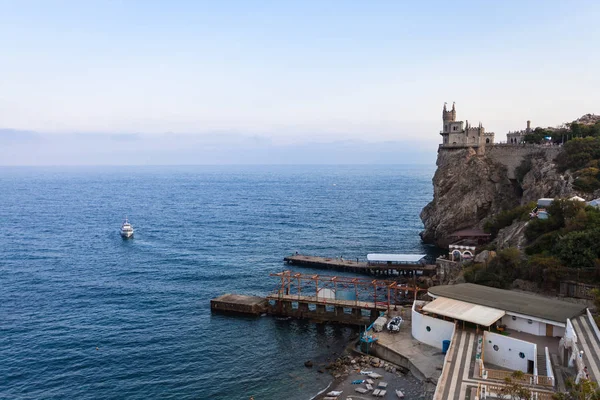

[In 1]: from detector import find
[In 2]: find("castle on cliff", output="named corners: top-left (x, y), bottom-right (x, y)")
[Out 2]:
top-left (440, 103), bottom-right (495, 148)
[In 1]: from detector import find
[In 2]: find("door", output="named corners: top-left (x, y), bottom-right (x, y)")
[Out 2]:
top-left (546, 323), bottom-right (553, 337)
top-left (527, 360), bottom-right (534, 374)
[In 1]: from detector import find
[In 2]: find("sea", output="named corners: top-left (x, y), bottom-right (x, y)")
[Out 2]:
top-left (0, 164), bottom-right (436, 400)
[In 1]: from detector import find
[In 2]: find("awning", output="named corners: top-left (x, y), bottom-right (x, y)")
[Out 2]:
top-left (366, 254), bottom-right (425, 263)
top-left (422, 297), bottom-right (505, 327)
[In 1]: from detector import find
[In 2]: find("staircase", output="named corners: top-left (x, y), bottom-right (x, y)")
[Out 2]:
top-left (537, 353), bottom-right (547, 376)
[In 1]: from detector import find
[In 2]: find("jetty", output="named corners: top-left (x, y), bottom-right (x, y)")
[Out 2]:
top-left (210, 294), bottom-right (268, 315)
top-left (211, 270), bottom-right (427, 325)
top-left (283, 253), bottom-right (436, 276)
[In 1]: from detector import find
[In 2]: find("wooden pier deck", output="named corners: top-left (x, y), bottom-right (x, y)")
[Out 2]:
top-left (283, 254), bottom-right (436, 275)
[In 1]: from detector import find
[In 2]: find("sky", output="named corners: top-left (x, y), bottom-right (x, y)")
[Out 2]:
top-left (1, 0), bottom-right (599, 165)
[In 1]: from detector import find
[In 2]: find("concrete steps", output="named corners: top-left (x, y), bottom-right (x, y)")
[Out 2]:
top-left (537, 354), bottom-right (547, 376)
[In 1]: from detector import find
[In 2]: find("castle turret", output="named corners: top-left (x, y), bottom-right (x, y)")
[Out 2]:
top-left (442, 102), bottom-right (456, 133)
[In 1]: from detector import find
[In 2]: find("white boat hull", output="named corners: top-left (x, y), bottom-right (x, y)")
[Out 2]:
top-left (120, 231), bottom-right (134, 238)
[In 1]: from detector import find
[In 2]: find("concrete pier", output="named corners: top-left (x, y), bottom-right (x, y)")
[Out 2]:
top-left (284, 254), bottom-right (436, 276)
top-left (210, 294), bottom-right (268, 315)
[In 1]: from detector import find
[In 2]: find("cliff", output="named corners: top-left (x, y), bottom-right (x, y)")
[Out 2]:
top-left (420, 145), bottom-right (571, 247)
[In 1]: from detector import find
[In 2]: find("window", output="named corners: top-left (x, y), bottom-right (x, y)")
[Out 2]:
top-left (486, 138), bottom-right (490, 144)
top-left (528, 319), bottom-right (533, 324)
top-left (426, 326), bottom-right (431, 332)
top-left (493, 345), bottom-right (499, 351)
top-left (519, 352), bottom-right (525, 359)
top-left (453, 126), bottom-right (457, 131)
top-left (512, 316), bottom-right (517, 321)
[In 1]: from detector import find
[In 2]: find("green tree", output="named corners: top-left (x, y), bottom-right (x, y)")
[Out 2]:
top-left (495, 371), bottom-right (532, 400)
top-left (553, 377), bottom-right (600, 399)
top-left (555, 229), bottom-right (600, 269)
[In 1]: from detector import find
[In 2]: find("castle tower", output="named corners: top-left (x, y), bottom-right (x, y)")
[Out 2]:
top-left (442, 102), bottom-right (456, 133)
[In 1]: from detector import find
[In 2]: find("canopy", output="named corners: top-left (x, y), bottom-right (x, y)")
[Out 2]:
top-left (422, 297), bottom-right (505, 327)
top-left (588, 199), bottom-right (600, 207)
top-left (366, 254), bottom-right (425, 263)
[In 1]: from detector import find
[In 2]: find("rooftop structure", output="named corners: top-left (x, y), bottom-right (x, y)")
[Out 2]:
top-left (366, 253), bottom-right (426, 264)
top-left (422, 297), bottom-right (505, 326)
top-left (428, 283), bottom-right (586, 324)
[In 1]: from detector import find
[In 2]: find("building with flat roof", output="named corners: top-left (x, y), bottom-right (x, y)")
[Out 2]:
top-left (428, 283), bottom-right (586, 328)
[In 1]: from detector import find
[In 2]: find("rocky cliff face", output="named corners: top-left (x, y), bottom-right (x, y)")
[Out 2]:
top-left (420, 146), bottom-right (573, 248)
top-left (520, 152), bottom-right (573, 204)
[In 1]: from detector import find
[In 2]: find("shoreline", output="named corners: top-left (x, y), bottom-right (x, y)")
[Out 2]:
top-left (310, 340), bottom-right (434, 400)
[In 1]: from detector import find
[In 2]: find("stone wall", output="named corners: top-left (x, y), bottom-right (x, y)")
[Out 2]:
top-left (485, 145), bottom-right (561, 180)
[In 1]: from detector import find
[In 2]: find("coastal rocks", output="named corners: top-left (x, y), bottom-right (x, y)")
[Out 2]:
top-left (420, 148), bottom-right (519, 247)
top-left (520, 153), bottom-right (573, 205)
top-left (304, 360), bottom-right (313, 368)
top-left (473, 250), bottom-right (495, 263)
top-left (421, 145), bottom-right (574, 248)
top-left (494, 221), bottom-right (529, 250)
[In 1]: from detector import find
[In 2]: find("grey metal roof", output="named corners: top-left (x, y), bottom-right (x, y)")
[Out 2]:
top-left (537, 198), bottom-right (554, 207)
top-left (366, 254), bottom-right (425, 263)
top-left (428, 283), bottom-right (586, 323)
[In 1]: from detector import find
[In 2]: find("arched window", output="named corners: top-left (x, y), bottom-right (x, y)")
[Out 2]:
top-left (486, 138), bottom-right (490, 144)
top-left (451, 250), bottom-right (462, 261)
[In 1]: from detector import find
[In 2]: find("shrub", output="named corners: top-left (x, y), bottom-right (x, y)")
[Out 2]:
top-left (484, 202), bottom-right (536, 237)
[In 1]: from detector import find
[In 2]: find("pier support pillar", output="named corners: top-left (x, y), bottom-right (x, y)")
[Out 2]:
top-left (316, 304), bottom-right (326, 315)
top-left (282, 301), bottom-right (292, 314)
top-left (370, 309), bottom-right (379, 320)
top-left (335, 306), bottom-right (344, 317)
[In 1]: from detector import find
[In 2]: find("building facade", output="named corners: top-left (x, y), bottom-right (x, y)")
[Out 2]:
top-left (440, 102), bottom-right (495, 147)
top-left (506, 120), bottom-right (533, 144)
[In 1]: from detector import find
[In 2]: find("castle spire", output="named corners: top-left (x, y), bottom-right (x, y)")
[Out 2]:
top-left (452, 102), bottom-right (455, 111)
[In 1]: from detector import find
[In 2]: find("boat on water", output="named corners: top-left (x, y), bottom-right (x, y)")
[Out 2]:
top-left (120, 217), bottom-right (134, 238)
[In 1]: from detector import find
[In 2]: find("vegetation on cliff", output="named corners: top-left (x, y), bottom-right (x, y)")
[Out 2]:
top-left (556, 137), bottom-right (600, 192)
top-left (466, 199), bottom-right (600, 290)
top-left (521, 119), bottom-right (600, 192)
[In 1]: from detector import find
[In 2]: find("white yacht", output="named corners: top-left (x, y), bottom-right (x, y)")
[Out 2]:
top-left (120, 217), bottom-right (134, 238)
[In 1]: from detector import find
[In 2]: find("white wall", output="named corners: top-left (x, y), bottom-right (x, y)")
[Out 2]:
top-left (412, 301), bottom-right (455, 350)
top-left (553, 325), bottom-right (565, 337)
top-left (501, 313), bottom-right (564, 337)
top-left (502, 314), bottom-right (543, 336)
top-left (484, 331), bottom-right (537, 372)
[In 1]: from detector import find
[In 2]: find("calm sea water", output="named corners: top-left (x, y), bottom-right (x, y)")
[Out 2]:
top-left (0, 165), bottom-right (435, 400)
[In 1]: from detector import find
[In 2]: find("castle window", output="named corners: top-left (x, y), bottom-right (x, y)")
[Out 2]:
top-left (453, 126), bottom-right (457, 131)
top-left (486, 138), bottom-right (490, 144)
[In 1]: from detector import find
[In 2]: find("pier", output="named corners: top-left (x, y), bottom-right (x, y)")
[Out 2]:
top-left (210, 294), bottom-right (268, 315)
top-left (211, 270), bottom-right (427, 326)
top-left (283, 253), bottom-right (436, 276)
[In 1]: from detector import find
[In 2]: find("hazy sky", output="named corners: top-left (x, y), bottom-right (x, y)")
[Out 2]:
top-left (1, 1), bottom-right (599, 164)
